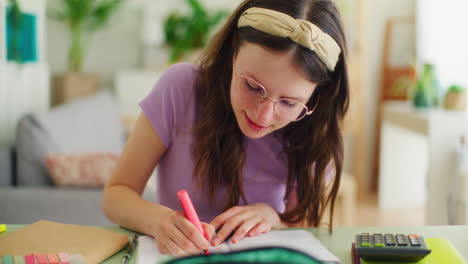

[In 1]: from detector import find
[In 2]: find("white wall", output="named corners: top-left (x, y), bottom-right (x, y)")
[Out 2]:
top-left (0, 0), bottom-right (49, 145)
top-left (416, 0), bottom-right (468, 89)
top-left (46, 0), bottom-right (145, 89)
top-left (363, 0), bottom-right (416, 189)
top-left (46, 0), bottom-right (242, 89)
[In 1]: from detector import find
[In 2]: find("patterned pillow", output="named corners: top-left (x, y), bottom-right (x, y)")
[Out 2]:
top-left (45, 152), bottom-right (119, 187)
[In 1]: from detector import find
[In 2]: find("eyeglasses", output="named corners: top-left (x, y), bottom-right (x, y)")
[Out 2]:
top-left (233, 74), bottom-right (319, 121)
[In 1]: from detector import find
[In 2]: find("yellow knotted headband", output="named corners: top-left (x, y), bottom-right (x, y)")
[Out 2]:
top-left (237, 7), bottom-right (341, 71)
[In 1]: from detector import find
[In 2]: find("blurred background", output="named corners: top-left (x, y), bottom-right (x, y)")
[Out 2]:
top-left (0, 0), bottom-right (467, 227)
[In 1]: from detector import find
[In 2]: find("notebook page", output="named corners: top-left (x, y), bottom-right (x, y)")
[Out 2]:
top-left (208, 241), bottom-right (231, 254)
top-left (136, 236), bottom-right (173, 264)
top-left (137, 235), bottom-right (229, 262)
top-left (228, 230), bottom-right (340, 263)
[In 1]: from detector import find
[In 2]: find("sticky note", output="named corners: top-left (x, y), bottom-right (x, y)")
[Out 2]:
top-left (0, 224), bottom-right (7, 233)
top-left (2, 256), bottom-right (13, 264)
top-left (58, 253), bottom-right (71, 264)
top-left (47, 254), bottom-right (59, 264)
top-left (24, 254), bottom-right (36, 264)
top-left (35, 254), bottom-right (48, 264)
top-left (13, 256), bottom-right (25, 264)
top-left (69, 254), bottom-right (86, 264)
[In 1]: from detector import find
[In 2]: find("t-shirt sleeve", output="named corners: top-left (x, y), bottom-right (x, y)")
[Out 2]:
top-left (139, 63), bottom-right (196, 147)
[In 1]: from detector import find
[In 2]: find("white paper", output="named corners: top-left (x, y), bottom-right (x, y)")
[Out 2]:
top-left (136, 236), bottom-right (160, 264)
top-left (137, 230), bottom-right (340, 263)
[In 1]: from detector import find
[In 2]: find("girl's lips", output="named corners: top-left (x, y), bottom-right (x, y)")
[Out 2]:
top-left (245, 112), bottom-right (267, 132)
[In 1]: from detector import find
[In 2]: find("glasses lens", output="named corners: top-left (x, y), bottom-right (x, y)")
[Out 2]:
top-left (277, 99), bottom-right (308, 121)
top-left (235, 74), bottom-right (309, 121)
top-left (236, 76), bottom-right (265, 103)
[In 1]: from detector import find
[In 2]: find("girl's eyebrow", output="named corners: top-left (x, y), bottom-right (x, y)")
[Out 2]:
top-left (244, 72), bottom-right (308, 102)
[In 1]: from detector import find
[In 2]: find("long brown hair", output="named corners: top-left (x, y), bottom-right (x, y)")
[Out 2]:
top-left (192, 0), bottom-right (349, 231)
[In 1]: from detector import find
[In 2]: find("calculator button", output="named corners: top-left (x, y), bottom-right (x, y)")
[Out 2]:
top-left (409, 236), bottom-right (421, 246)
top-left (397, 238), bottom-right (408, 246)
top-left (360, 242), bottom-right (371, 247)
top-left (384, 234), bottom-right (396, 246)
top-left (359, 234), bottom-right (371, 247)
top-left (373, 234), bottom-right (384, 247)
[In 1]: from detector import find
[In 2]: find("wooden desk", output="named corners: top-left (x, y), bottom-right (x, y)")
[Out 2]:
top-left (2, 225), bottom-right (467, 263)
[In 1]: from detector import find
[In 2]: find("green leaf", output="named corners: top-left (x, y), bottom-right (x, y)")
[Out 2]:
top-left (7, 0), bottom-right (24, 64)
top-left (163, 0), bottom-right (228, 63)
top-left (7, 0), bottom-right (23, 26)
top-left (449, 85), bottom-right (465, 93)
top-left (47, 0), bottom-right (125, 72)
top-left (89, 0), bottom-right (124, 32)
top-left (187, 0), bottom-right (207, 18)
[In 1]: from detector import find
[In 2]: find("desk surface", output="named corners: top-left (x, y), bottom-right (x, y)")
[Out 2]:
top-left (3, 225), bottom-right (468, 263)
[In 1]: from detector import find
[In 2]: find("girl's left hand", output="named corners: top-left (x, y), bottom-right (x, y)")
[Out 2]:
top-left (209, 203), bottom-right (284, 246)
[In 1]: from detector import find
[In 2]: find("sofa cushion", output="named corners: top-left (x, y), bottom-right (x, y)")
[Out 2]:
top-left (45, 152), bottom-right (119, 187)
top-left (16, 114), bottom-right (57, 186)
top-left (16, 91), bottom-right (125, 186)
top-left (34, 90), bottom-right (124, 153)
top-left (0, 146), bottom-right (13, 186)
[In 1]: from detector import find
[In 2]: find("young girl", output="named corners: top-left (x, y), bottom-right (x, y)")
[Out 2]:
top-left (102, 0), bottom-right (349, 256)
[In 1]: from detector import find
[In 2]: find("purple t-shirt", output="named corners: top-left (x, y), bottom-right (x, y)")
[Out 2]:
top-left (140, 63), bottom-right (290, 222)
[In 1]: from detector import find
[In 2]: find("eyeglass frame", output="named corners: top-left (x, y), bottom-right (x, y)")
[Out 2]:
top-left (233, 73), bottom-right (320, 121)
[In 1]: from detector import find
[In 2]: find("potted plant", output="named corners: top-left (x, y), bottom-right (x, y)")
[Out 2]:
top-left (444, 84), bottom-right (466, 111)
top-left (49, 0), bottom-right (124, 105)
top-left (412, 64), bottom-right (441, 108)
top-left (163, 0), bottom-right (228, 63)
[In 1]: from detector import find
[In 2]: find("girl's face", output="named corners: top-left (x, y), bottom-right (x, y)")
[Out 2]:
top-left (230, 43), bottom-right (318, 139)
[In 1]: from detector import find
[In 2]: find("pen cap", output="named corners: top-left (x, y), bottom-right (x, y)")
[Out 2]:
top-left (177, 189), bottom-right (204, 233)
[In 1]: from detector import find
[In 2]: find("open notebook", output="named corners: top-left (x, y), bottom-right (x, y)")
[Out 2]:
top-left (137, 230), bottom-right (340, 264)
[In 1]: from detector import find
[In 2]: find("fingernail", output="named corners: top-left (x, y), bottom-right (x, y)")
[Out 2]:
top-left (231, 236), bottom-right (239, 243)
top-left (212, 237), bottom-right (219, 245)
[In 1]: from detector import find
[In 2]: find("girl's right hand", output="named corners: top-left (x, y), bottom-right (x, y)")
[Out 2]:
top-left (153, 210), bottom-right (215, 256)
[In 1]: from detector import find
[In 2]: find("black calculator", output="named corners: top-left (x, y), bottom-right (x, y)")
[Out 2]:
top-left (355, 233), bottom-right (432, 262)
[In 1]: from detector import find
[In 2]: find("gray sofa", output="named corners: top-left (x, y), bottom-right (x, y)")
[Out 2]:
top-left (0, 91), bottom-right (156, 225)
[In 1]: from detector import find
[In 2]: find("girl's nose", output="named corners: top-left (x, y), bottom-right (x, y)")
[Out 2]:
top-left (255, 99), bottom-right (275, 125)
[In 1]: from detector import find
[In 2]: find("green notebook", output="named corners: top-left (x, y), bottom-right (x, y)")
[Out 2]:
top-left (164, 247), bottom-right (326, 264)
top-left (361, 238), bottom-right (466, 264)
top-left (138, 230), bottom-right (340, 264)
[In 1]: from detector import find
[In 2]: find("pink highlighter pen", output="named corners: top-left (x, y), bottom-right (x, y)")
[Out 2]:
top-left (177, 189), bottom-right (210, 255)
